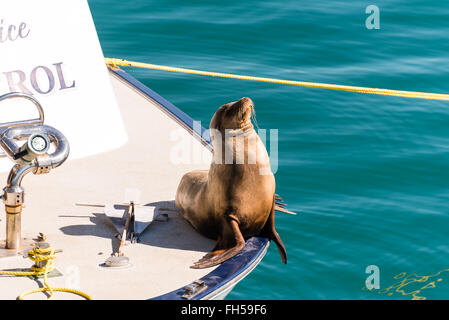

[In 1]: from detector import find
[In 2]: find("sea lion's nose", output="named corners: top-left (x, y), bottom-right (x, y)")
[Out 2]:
top-left (239, 97), bottom-right (253, 107)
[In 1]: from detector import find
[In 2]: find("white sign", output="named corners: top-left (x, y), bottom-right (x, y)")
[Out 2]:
top-left (0, 0), bottom-right (128, 171)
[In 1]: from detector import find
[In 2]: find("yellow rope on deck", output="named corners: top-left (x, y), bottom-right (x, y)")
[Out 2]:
top-left (0, 246), bottom-right (91, 300)
top-left (105, 57), bottom-right (449, 102)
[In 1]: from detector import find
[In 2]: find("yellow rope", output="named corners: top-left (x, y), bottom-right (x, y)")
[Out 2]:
top-left (0, 247), bottom-right (91, 300)
top-left (105, 57), bottom-right (449, 102)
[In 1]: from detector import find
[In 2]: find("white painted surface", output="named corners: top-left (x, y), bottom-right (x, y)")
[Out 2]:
top-left (0, 0), bottom-right (127, 172)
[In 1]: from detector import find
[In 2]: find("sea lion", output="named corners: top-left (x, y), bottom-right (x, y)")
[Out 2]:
top-left (175, 97), bottom-right (287, 269)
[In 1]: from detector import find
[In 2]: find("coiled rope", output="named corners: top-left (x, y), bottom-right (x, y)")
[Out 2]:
top-left (105, 57), bottom-right (449, 102)
top-left (0, 246), bottom-right (91, 300)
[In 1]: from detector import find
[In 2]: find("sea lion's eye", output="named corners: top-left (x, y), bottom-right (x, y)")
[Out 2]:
top-left (225, 104), bottom-right (239, 117)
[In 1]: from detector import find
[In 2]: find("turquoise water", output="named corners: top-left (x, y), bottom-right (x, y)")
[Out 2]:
top-left (89, 1), bottom-right (449, 299)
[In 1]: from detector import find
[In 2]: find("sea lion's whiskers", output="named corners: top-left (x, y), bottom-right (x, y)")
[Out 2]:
top-left (251, 108), bottom-right (260, 131)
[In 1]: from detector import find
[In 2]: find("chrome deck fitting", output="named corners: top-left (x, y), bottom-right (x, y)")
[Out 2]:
top-left (0, 92), bottom-right (70, 255)
top-left (76, 197), bottom-right (172, 269)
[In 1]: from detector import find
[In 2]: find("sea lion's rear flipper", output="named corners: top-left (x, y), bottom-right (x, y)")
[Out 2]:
top-left (190, 215), bottom-right (245, 269)
top-left (260, 197), bottom-right (287, 264)
top-left (274, 206), bottom-right (296, 215)
top-left (275, 194), bottom-right (296, 215)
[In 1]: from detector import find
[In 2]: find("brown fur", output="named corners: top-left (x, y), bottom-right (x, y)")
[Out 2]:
top-left (175, 97), bottom-right (287, 268)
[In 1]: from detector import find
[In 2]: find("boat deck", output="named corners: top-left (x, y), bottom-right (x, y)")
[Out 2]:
top-left (0, 70), bottom-right (218, 299)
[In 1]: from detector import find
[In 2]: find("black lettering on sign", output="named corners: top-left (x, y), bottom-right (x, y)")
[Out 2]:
top-left (30, 66), bottom-right (55, 94)
top-left (54, 62), bottom-right (75, 90)
top-left (1, 62), bottom-right (76, 95)
top-left (0, 19), bottom-right (30, 44)
top-left (3, 70), bottom-right (33, 95)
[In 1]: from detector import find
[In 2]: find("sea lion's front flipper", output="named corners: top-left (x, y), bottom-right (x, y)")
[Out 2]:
top-left (190, 215), bottom-right (245, 269)
top-left (260, 196), bottom-right (287, 264)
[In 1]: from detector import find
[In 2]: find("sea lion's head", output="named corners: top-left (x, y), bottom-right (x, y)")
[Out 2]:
top-left (210, 97), bottom-right (254, 131)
